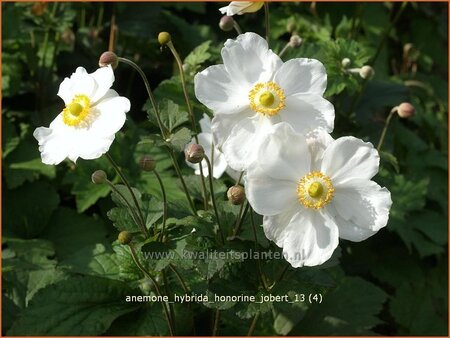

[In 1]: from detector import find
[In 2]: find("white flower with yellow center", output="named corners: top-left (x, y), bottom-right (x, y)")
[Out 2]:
top-left (33, 66), bottom-right (130, 165)
top-left (194, 32), bottom-right (334, 171)
top-left (186, 114), bottom-right (240, 180)
top-left (219, 1), bottom-right (264, 16)
top-left (245, 123), bottom-right (392, 267)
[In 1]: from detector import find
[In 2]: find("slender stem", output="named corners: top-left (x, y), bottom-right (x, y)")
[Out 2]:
top-left (154, 170), bottom-right (168, 240)
top-left (108, 12), bottom-right (116, 52)
top-left (250, 208), bottom-right (269, 291)
top-left (269, 263), bottom-right (290, 291)
top-left (162, 269), bottom-right (176, 334)
top-left (377, 109), bottom-right (396, 152)
top-left (233, 21), bottom-right (243, 35)
top-left (128, 244), bottom-right (174, 336)
top-left (169, 150), bottom-right (197, 215)
top-left (96, 3), bottom-right (104, 29)
top-left (105, 180), bottom-right (147, 237)
top-left (106, 153), bottom-right (148, 237)
top-left (247, 312), bottom-right (260, 336)
top-left (372, 2), bottom-right (408, 65)
top-left (166, 41), bottom-right (209, 209)
top-left (278, 41), bottom-right (290, 59)
top-left (230, 202), bottom-right (246, 238)
top-left (204, 156), bottom-right (224, 244)
top-left (169, 263), bottom-right (189, 293)
top-left (212, 309), bottom-right (220, 336)
top-left (232, 202), bottom-right (250, 237)
top-left (118, 57), bottom-right (167, 138)
top-left (236, 171), bottom-right (244, 186)
top-left (264, 2), bottom-right (270, 44)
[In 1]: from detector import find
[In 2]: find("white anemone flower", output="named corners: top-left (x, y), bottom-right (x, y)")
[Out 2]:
top-left (219, 1), bottom-right (264, 16)
top-left (194, 32), bottom-right (334, 171)
top-left (245, 123), bottom-right (392, 267)
top-left (186, 114), bottom-right (241, 180)
top-left (34, 66), bottom-right (130, 165)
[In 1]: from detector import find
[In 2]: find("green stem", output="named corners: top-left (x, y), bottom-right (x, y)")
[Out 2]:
top-left (166, 40), bottom-right (209, 210)
top-left (168, 150), bottom-right (197, 215)
top-left (247, 312), bottom-right (260, 336)
top-left (117, 57), bottom-right (167, 138)
top-left (233, 21), bottom-right (243, 35)
top-left (278, 41), bottom-right (290, 59)
top-left (154, 170), bottom-right (168, 240)
top-left (236, 171), bottom-right (244, 186)
top-left (372, 2), bottom-right (408, 65)
top-left (264, 2), bottom-right (270, 44)
top-left (162, 269), bottom-right (176, 334)
top-left (106, 153), bottom-right (148, 237)
top-left (377, 109), bottom-right (396, 152)
top-left (105, 180), bottom-right (147, 237)
top-left (269, 263), bottom-right (290, 291)
top-left (128, 244), bottom-right (175, 336)
top-left (204, 156), bottom-right (224, 244)
top-left (212, 309), bottom-right (220, 336)
top-left (169, 263), bottom-right (189, 293)
top-left (250, 208), bottom-right (269, 291)
top-left (232, 202), bottom-right (250, 237)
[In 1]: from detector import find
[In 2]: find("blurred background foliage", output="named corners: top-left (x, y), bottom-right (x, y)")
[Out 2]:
top-left (2, 1), bottom-right (448, 336)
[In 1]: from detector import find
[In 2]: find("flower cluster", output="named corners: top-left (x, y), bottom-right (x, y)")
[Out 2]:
top-left (194, 32), bottom-right (392, 267)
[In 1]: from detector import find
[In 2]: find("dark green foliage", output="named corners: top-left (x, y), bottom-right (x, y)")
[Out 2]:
top-left (2, 2), bottom-right (447, 336)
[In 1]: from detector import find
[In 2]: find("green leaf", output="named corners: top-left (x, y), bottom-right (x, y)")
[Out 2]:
top-left (40, 207), bottom-right (110, 260)
top-left (146, 99), bottom-right (189, 133)
top-left (183, 40), bottom-right (212, 75)
top-left (169, 127), bottom-right (192, 152)
top-left (4, 181), bottom-right (59, 238)
top-left (380, 151), bottom-right (400, 173)
top-left (107, 305), bottom-right (169, 335)
top-left (292, 277), bottom-right (387, 335)
top-left (60, 243), bottom-right (121, 279)
top-left (8, 276), bottom-right (141, 336)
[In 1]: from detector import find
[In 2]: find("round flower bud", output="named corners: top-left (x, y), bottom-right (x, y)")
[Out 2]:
top-left (403, 43), bottom-right (414, 56)
top-left (341, 58), bottom-right (351, 68)
top-left (397, 102), bottom-right (416, 119)
top-left (289, 35), bottom-right (302, 48)
top-left (185, 143), bottom-right (205, 164)
top-left (219, 15), bottom-right (235, 32)
top-left (118, 231), bottom-right (132, 245)
top-left (91, 170), bottom-right (107, 184)
top-left (359, 65), bottom-right (375, 79)
top-left (158, 32), bottom-right (172, 45)
top-left (139, 155), bottom-right (156, 171)
top-left (99, 51), bottom-right (119, 69)
top-left (227, 185), bottom-right (246, 205)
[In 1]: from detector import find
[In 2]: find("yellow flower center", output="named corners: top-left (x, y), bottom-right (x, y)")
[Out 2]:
top-left (62, 95), bottom-right (91, 127)
top-left (248, 81), bottom-right (285, 116)
top-left (297, 171), bottom-right (334, 209)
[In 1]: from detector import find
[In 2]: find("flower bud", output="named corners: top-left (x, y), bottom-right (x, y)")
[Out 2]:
top-left (139, 155), bottom-right (156, 171)
top-left (99, 51), bottom-right (119, 69)
top-left (289, 35), bottom-right (302, 48)
top-left (118, 231), bottom-right (132, 245)
top-left (397, 102), bottom-right (416, 118)
top-left (219, 16), bottom-right (235, 32)
top-left (403, 43), bottom-right (414, 56)
top-left (227, 185), bottom-right (246, 205)
top-left (185, 143), bottom-right (205, 164)
top-left (341, 58), bottom-right (351, 68)
top-left (91, 170), bottom-right (107, 184)
top-left (31, 2), bottom-right (47, 16)
top-left (158, 32), bottom-right (172, 45)
top-left (359, 65), bottom-right (375, 79)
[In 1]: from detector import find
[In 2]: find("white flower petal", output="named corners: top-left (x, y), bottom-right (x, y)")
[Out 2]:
top-left (280, 93), bottom-right (335, 134)
top-left (251, 122), bottom-right (311, 181)
top-left (222, 32), bottom-right (282, 85)
top-left (73, 132), bottom-right (115, 160)
top-left (199, 114), bottom-right (212, 133)
top-left (194, 65), bottom-right (249, 115)
top-left (305, 128), bottom-right (334, 171)
top-left (33, 125), bottom-right (72, 165)
top-left (267, 209), bottom-right (339, 267)
top-left (221, 114), bottom-right (270, 171)
top-left (210, 109), bottom-right (255, 147)
top-left (219, 2), bottom-right (264, 16)
top-left (90, 90), bottom-right (129, 136)
top-left (57, 67), bottom-right (96, 104)
top-left (263, 203), bottom-right (299, 245)
top-left (320, 137), bottom-right (379, 184)
top-left (246, 165), bottom-right (298, 216)
top-left (89, 66), bottom-right (115, 103)
top-left (273, 58), bottom-right (327, 96)
top-left (332, 179), bottom-right (392, 232)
